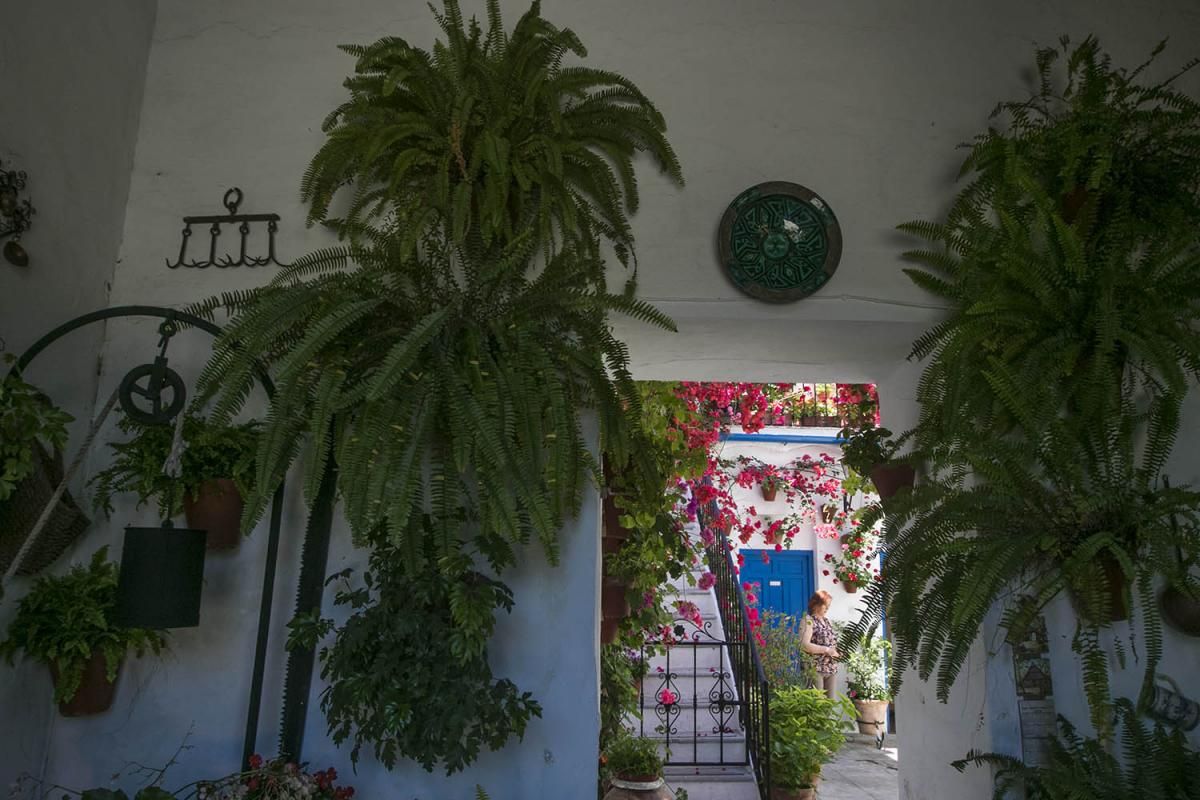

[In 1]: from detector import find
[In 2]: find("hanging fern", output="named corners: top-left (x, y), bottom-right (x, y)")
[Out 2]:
top-left (843, 37), bottom-right (1200, 739)
top-left (301, 0), bottom-right (683, 275)
top-left (953, 699), bottom-right (1200, 799)
top-left (189, 229), bottom-right (672, 572)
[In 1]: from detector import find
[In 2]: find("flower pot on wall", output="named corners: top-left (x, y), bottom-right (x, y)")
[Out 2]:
top-left (50, 650), bottom-right (119, 717)
top-left (183, 478), bottom-right (244, 550)
top-left (853, 699), bottom-right (890, 735)
top-left (843, 580), bottom-right (860, 594)
top-left (868, 463), bottom-right (915, 501)
top-left (761, 484), bottom-right (779, 502)
top-left (1162, 587), bottom-right (1200, 637)
top-left (821, 504), bottom-right (838, 524)
top-left (114, 522), bottom-right (206, 629)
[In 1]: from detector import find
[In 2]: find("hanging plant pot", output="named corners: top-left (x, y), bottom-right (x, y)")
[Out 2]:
top-left (843, 580), bottom-right (860, 594)
top-left (183, 479), bottom-right (244, 551)
top-left (50, 649), bottom-right (119, 717)
top-left (761, 483), bottom-right (779, 502)
top-left (114, 522), bottom-right (206, 629)
top-left (1162, 587), bottom-right (1200, 637)
top-left (1071, 554), bottom-right (1131, 624)
top-left (869, 463), bottom-right (915, 501)
top-left (0, 444), bottom-right (90, 576)
top-left (821, 504), bottom-right (838, 524)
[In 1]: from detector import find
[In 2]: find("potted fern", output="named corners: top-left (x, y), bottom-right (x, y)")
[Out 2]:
top-left (91, 414), bottom-right (259, 550)
top-left (769, 687), bottom-right (855, 799)
top-left (0, 369), bottom-right (89, 578)
top-left (601, 733), bottom-right (672, 799)
top-left (0, 548), bottom-right (167, 715)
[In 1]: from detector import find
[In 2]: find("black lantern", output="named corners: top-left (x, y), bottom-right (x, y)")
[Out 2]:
top-left (114, 520), bottom-right (206, 629)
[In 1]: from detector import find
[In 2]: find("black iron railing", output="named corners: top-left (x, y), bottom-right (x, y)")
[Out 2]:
top-left (705, 521), bottom-right (771, 798)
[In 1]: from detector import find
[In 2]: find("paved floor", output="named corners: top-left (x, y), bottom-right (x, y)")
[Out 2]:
top-left (817, 733), bottom-right (899, 800)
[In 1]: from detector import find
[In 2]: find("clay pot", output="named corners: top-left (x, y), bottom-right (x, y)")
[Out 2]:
top-left (853, 699), bottom-right (890, 735)
top-left (869, 463), bottom-right (915, 501)
top-left (603, 776), bottom-right (675, 799)
top-left (183, 479), bottom-right (244, 550)
top-left (761, 484), bottom-right (779, 502)
top-left (801, 416), bottom-right (818, 427)
top-left (50, 650), bottom-right (119, 717)
top-left (843, 581), bottom-right (860, 594)
top-left (602, 578), bottom-right (631, 619)
top-left (821, 504), bottom-right (838, 524)
top-left (770, 779), bottom-right (818, 800)
top-left (1162, 586), bottom-right (1200, 637)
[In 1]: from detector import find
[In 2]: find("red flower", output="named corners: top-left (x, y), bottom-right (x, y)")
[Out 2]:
top-left (248, 755), bottom-right (264, 770)
top-left (822, 569), bottom-right (829, 576)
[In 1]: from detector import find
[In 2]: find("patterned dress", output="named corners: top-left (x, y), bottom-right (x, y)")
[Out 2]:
top-left (808, 614), bottom-right (836, 676)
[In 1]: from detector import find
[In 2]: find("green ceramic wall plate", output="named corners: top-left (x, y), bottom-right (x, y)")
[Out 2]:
top-left (717, 181), bottom-right (842, 303)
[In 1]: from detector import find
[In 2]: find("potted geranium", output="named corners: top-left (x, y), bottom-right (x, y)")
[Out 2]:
top-left (760, 468), bottom-right (788, 502)
top-left (824, 536), bottom-right (878, 594)
top-left (91, 414), bottom-right (259, 550)
top-left (769, 687), bottom-right (855, 799)
top-left (0, 547), bottom-right (167, 715)
top-left (602, 732), bottom-right (673, 799)
top-left (837, 425), bottom-right (913, 501)
top-left (0, 369), bottom-right (89, 578)
top-left (845, 634), bottom-right (892, 737)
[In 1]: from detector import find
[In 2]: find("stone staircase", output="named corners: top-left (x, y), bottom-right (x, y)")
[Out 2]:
top-left (629, 571), bottom-right (760, 800)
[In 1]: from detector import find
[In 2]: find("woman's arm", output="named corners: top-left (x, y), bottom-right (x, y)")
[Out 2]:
top-left (799, 616), bottom-right (833, 656)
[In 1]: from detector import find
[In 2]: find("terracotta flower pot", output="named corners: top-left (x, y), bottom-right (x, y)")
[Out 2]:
top-left (770, 778), bottom-right (818, 800)
top-left (183, 478), bottom-right (244, 550)
top-left (1162, 587), bottom-right (1200, 637)
top-left (869, 463), bottom-right (915, 501)
top-left (821, 504), bottom-right (838, 524)
top-left (602, 578), bottom-right (631, 619)
top-left (843, 580), bottom-right (860, 594)
top-left (50, 649), bottom-right (119, 717)
top-left (801, 415), bottom-right (818, 427)
top-left (761, 484), bottom-right (779, 502)
top-left (853, 698), bottom-right (890, 735)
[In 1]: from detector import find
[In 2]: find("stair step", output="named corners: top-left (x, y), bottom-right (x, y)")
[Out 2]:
top-left (664, 765), bottom-right (758, 782)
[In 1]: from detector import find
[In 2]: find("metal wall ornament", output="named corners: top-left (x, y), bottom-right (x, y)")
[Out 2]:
top-left (0, 158), bottom-right (35, 266)
top-left (717, 181), bottom-right (842, 303)
top-left (167, 187), bottom-right (289, 269)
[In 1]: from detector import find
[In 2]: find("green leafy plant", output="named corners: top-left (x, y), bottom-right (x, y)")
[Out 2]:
top-left (836, 425), bottom-right (900, 479)
top-left (286, 527), bottom-right (541, 775)
top-left (602, 732), bottom-right (663, 779)
top-left (768, 686), bottom-right (855, 790)
top-left (301, 0), bottom-right (683, 272)
top-left (953, 699), bottom-right (1200, 799)
top-left (90, 414), bottom-right (260, 518)
top-left (0, 369), bottom-right (71, 502)
top-left (0, 548), bottom-right (167, 703)
top-left (757, 610), bottom-right (818, 690)
top-left (600, 638), bottom-right (646, 750)
top-left (844, 633), bottom-right (891, 702)
top-left (846, 37), bottom-right (1200, 738)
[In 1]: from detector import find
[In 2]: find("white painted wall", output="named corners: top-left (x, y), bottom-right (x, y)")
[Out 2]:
top-left (5, 1), bottom-right (1199, 798)
top-left (0, 0), bottom-right (155, 789)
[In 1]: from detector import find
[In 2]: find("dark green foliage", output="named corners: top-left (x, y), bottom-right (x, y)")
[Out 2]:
top-left (301, 0), bottom-right (683, 272)
top-left (768, 687), bottom-right (855, 790)
top-left (0, 548), bottom-right (167, 703)
top-left (286, 528), bottom-right (541, 774)
top-left (848, 37), bottom-right (1200, 738)
top-left (603, 731), bottom-right (663, 778)
top-left (189, 230), bottom-right (671, 571)
top-left (757, 610), bottom-right (817, 690)
top-left (89, 414), bottom-right (260, 519)
top-left (954, 700), bottom-right (1200, 800)
top-left (599, 639), bottom-right (645, 750)
top-left (836, 426), bottom-right (902, 478)
top-left (0, 370), bottom-right (71, 502)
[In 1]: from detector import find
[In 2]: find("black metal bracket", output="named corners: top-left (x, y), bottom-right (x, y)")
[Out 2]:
top-left (0, 158), bottom-right (35, 266)
top-left (166, 188), bottom-right (289, 269)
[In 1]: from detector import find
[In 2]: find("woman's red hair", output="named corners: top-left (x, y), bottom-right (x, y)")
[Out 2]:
top-left (807, 590), bottom-right (833, 615)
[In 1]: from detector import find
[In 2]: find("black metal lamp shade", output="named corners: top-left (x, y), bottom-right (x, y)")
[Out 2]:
top-left (114, 521), bottom-right (206, 629)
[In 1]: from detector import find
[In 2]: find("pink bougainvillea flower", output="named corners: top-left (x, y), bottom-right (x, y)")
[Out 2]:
top-left (698, 571), bottom-right (716, 591)
top-left (659, 689), bottom-right (678, 705)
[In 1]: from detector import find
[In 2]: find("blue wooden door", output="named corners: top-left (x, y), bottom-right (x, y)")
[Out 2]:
top-left (739, 549), bottom-right (814, 620)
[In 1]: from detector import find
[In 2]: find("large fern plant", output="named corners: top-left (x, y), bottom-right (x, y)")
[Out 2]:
top-left (301, 0), bottom-right (683, 274)
top-left (843, 37), bottom-right (1200, 737)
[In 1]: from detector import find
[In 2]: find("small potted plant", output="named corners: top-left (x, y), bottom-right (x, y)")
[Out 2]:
top-left (602, 732), bottom-right (673, 799)
top-left (0, 369), bottom-right (89, 578)
top-left (845, 634), bottom-right (892, 737)
top-left (0, 547), bottom-right (167, 716)
top-left (769, 687), bottom-right (855, 799)
top-left (760, 468), bottom-right (788, 502)
top-left (91, 414), bottom-right (259, 550)
top-left (837, 425), bottom-right (913, 501)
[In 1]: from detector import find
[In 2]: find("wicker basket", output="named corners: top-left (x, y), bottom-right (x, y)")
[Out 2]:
top-left (0, 443), bottom-right (90, 575)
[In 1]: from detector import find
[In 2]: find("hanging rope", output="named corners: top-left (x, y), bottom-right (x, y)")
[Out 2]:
top-left (1, 385), bottom-right (122, 587)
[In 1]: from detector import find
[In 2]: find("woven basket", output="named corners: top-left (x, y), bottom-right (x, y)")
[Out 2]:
top-left (0, 443), bottom-right (90, 575)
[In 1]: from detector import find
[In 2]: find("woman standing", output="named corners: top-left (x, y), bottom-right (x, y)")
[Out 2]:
top-left (800, 589), bottom-right (839, 698)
